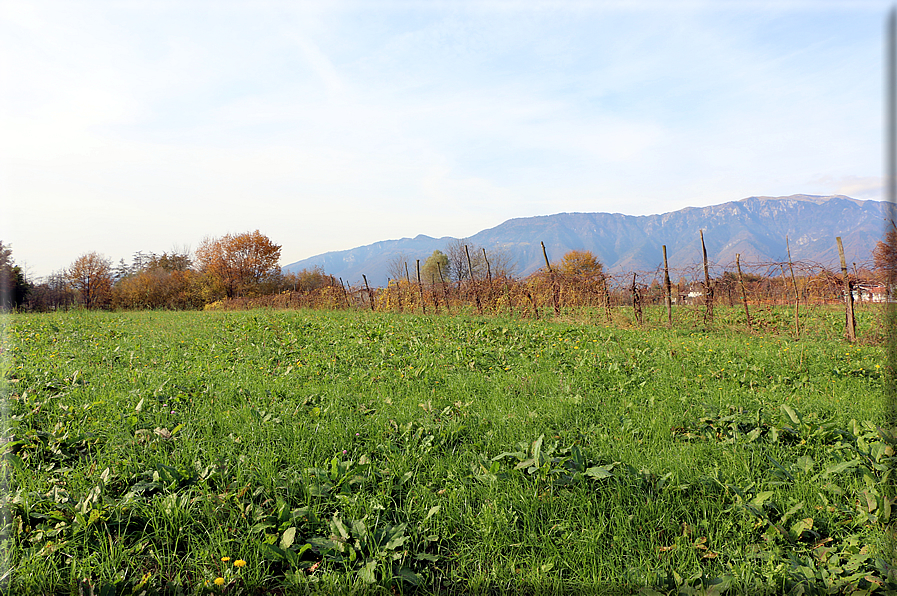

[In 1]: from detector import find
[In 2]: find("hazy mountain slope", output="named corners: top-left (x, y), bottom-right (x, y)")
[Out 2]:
top-left (283, 195), bottom-right (883, 286)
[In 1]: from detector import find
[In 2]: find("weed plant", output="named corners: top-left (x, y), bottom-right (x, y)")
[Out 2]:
top-left (2, 308), bottom-right (893, 594)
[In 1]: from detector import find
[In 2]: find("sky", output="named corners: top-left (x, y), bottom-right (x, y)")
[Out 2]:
top-left (0, 0), bottom-right (891, 279)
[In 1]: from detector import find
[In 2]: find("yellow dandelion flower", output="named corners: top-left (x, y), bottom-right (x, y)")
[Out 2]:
top-left (221, 557), bottom-right (231, 562)
top-left (234, 559), bottom-right (246, 568)
top-left (214, 577), bottom-right (225, 586)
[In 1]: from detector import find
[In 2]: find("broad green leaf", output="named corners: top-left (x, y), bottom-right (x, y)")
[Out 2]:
top-left (585, 465), bottom-right (614, 479)
top-left (750, 491), bottom-right (774, 508)
top-left (359, 559), bottom-right (377, 584)
top-left (386, 533), bottom-right (409, 551)
top-left (823, 458), bottom-right (860, 477)
top-left (790, 517), bottom-right (813, 538)
top-left (262, 543), bottom-right (287, 561)
top-left (796, 455), bottom-right (814, 474)
top-left (570, 444), bottom-right (586, 472)
top-left (394, 566), bottom-right (421, 586)
top-left (280, 527), bottom-right (297, 550)
top-left (426, 505), bottom-right (441, 521)
top-left (351, 519), bottom-right (368, 540)
top-left (780, 404), bottom-right (801, 426)
top-left (331, 515), bottom-right (350, 540)
top-left (491, 451), bottom-right (523, 462)
top-left (532, 435), bottom-right (544, 467)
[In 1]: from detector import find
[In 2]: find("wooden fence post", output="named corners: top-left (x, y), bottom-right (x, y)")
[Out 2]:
top-left (436, 263), bottom-right (450, 315)
top-left (700, 230), bottom-right (714, 326)
top-left (464, 245), bottom-right (483, 315)
top-left (662, 245), bottom-right (672, 328)
top-left (837, 236), bottom-right (856, 342)
top-left (362, 274), bottom-right (375, 311)
top-left (338, 278), bottom-right (350, 309)
top-left (482, 248), bottom-right (493, 312)
top-left (602, 276), bottom-right (612, 323)
top-left (736, 254), bottom-right (752, 332)
top-left (541, 241), bottom-right (560, 316)
top-left (631, 273), bottom-right (643, 326)
top-left (541, 242), bottom-right (553, 273)
top-left (416, 260), bottom-right (426, 315)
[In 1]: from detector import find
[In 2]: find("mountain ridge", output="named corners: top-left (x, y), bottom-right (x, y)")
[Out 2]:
top-left (284, 195), bottom-right (884, 286)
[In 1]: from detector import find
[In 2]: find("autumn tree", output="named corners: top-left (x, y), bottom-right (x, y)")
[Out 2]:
top-left (421, 250), bottom-right (449, 284)
top-left (557, 250), bottom-right (605, 282)
top-left (111, 249), bottom-right (202, 310)
top-left (195, 230), bottom-right (282, 298)
top-left (873, 227), bottom-right (897, 282)
top-left (66, 252), bottom-right (113, 308)
top-left (283, 266), bottom-right (329, 292)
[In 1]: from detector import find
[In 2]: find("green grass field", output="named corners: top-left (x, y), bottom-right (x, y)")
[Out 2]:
top-left (2, 307), bottom-right (894, 594)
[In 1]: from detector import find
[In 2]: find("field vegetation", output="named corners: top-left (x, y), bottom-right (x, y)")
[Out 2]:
top-left (2, 305), bottom-right (894, 594)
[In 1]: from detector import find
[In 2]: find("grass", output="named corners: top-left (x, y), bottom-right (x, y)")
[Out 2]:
top-left (2, 306), bottom-right (894, 594)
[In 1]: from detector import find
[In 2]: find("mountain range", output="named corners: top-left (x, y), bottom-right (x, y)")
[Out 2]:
top-left (283, 194), bottom-right (885, 286)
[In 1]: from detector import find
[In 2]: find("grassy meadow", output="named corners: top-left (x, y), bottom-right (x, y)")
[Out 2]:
top-left (2, 306), bottom-right (895, 594)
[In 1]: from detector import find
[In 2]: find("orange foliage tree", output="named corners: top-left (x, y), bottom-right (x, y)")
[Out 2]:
top-left (195, 230), bottom-right (282, 298)
top-left (66, 252), bottom-right (113, 308)
top-left (557, 249), bottom-right (605, 282)
top-left (111, 250), bottom-right (204, 310)
top-left (873, 228), bottom-right (897, 283)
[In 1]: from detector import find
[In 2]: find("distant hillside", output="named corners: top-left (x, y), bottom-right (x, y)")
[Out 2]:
top-left (283, 194), bottom-right (884, 286)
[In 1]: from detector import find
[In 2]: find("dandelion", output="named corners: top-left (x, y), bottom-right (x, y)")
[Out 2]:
top-left (214, 577), bottom-right (225, 586)
top-left (221, 557), bottom-right (231, 562)
top-left (234, 559), bottom-right (246, 568)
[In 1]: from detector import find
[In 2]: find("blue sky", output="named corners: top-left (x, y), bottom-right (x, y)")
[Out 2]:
top-left (0, 0), bottom-right (890, 278)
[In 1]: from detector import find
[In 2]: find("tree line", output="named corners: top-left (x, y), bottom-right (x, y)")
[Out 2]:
top-left (6, 231), bottom-right (321, 312)
top-left (3, 228), bottom-right (893, 322)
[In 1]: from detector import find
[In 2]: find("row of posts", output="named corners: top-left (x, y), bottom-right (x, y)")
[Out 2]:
top-left (363, 231), bottom-right (860, 343)
top-left (652, 232), bottom-right (856, 342)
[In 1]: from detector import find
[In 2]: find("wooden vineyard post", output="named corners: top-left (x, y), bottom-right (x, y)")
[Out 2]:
top-left (736, 254), bottom-right (752, 332)
top-left (700, 230), bottom-right (714, 326)
top-left (602, 276), bottom-right (612, 323)
top-left (837, 236), bottom-right (856, 342)
top-left (436, 263), bottom-right (450, 315)
top-left (482, 248), bottom-right (493, 312)
top-left (416, 260), bottom-right (426, 315)
top-left (362, 275), bottom-right (375, 312)
top-left (631, 273), bottom-right (643, 326)
top-left (786, 236), bottom-right (800, 338)
top-left (541, 241), bottom-right (560, 317)
top-left (338, 278), bottom-right (350, 309)
top-left (464, 245), bottom-right (483, 315)
top-left (662, 245), bottom-right (673, 328)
